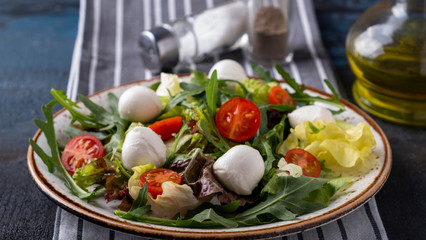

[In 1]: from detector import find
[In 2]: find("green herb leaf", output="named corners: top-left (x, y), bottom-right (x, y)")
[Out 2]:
top-left (252, 114), bottom-right (287, 182)
top-left (275, 65), bottom-right (345, 114)
top-left (206, 70), bottom-right (218, 117)
top-left (177, 208), bottom-right (238, 228)
top-left (30, 100), bottom-right (99, 199)
top-left (308, 121), bottom-right (326, 134)
top-left (190, 69), bottom-right (208, 86)
top-left (63, 127), bottom-right (109, 140)
top-left (50, 89), bottom-right (104, 129)
top-left (252, 64), bottom-right (274, 82)
top-left (233, 175), bottom-right (351, 225)
top-left (115, 184), bottom-right (151, 221)
top-left (199, 119), bottom-right (229, 153)
top-left (150, 81), bottom-right (161, 91)
top-left (163, 87), bottom-right (205, 113)
top-left (164, 123), bottom-right (190, 168)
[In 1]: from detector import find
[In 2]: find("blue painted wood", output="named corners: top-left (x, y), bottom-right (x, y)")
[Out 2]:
top-left (0, 1), bottom-right (79, 239)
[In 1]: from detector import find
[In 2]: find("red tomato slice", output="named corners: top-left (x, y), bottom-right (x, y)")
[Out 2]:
top-left (285, 148), bottom-right (321, 177)
top-left (216, 97), bottom-right (261, 142)
top-left (139, 168), bottom-right (182, 198)
top-left (61, 134), bottom-right (105, 175)
top-left (269, 86), bottom-right (295, 106)
top-left (149, 116), bottom-right (183, 141)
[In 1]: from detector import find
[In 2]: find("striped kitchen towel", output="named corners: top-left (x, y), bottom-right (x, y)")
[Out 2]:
top-left (55, 0), bottom-right (388, 239)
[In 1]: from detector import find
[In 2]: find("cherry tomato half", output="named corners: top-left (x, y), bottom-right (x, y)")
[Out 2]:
top-left (139, 168), bottom-right (182, 198)
top-left (61, 134), bottom-right (105, 175)
top-left (215, 97), bottom-right (261, 142)
top-left (149, 116), bottom-right (183, 141)
top-left (269, 86), bottom-right (295, 106)
top-left (285, 148), bottom-right (321, 177)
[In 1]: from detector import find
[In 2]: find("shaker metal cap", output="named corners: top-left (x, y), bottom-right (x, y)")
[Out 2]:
top-left (138, 24), bottom-right (179, 73)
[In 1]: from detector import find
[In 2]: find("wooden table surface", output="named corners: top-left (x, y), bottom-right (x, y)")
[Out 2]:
top-left (0, 0), bottom-right (424, 239)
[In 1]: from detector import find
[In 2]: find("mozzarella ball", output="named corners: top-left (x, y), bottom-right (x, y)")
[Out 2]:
top-left (121, 126), bottom-right (166, 169)
top-left (288, 105), bottom-right (335, 128)
top-left (118, 85), bottom-right (162, 122)
top-left (208, 59), bottom-right (247, 81)
top-left (213, 145), bottom-right (264, 195)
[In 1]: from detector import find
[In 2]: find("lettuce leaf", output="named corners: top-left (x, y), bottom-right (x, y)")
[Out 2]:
top-left (235, 79), bottom-right (277, 104)
top-left (147, 182), bottom-right (201, 218)
top-left (73, 158), bottom-right (108, 189)
top-left (279, 120), bottom-right (376, 168)
top-left (127, 164), bottom-right (156, 200)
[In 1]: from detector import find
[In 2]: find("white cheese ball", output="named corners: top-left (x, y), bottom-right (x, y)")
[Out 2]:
top-left (121, 126), bottom-right (166, 169)
top-left (208, 59), bottom-right (247, 81)
top-left (288, 105), bottom-right (335, 128)
top-left (213, 145), bottom-right (264, 195)
top-left (118, 85), bottom-right (162, 122)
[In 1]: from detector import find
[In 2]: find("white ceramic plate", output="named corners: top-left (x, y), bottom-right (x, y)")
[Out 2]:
top-left (27, 77), bottom-right (391, 239)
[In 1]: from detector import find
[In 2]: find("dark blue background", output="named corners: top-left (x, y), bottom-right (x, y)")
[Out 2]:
top-left (1, 0), bottom-right (424, 239)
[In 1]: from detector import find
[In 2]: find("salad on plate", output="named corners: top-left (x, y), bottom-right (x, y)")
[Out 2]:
top-left (30, 60), bottom-right (377, 229)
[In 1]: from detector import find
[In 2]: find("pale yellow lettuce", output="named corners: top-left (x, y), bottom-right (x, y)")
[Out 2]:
top-left (276, 158), bottom-right (303, 177)
top-left (127, 163), bottom-right (201, 218)
top-left (156, 73), bottom-right (183, 97)
top-left (278, 120), bottom-right (376, 168)
top-left (147, 182), bottom-right (201, 218)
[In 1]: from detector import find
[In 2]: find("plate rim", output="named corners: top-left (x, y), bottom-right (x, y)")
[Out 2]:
top-left (27, 77), bottom-right (392, 239)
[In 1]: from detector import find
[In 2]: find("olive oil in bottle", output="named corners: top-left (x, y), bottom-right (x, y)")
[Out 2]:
top-left (346, 0), bottom-right (426, 126)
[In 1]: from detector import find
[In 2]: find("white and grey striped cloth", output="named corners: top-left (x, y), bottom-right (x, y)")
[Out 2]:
top-left (56, 0), bottom-right (388, 239)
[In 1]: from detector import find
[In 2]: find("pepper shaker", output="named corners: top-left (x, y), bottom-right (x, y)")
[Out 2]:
top-left (245, 0), bottom-right (293, 67)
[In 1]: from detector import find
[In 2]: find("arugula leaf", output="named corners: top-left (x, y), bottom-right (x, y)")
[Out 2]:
top-left (199, 119), bottom-right (230, 154)
top-left (233, 175), bottom-right (351, 225)
top-left (164, 123), bottom-right (190, 168)
top-left (163, 87), bottom-right (205, 113)
top-left (206, 70), bottom-right (218, 117)
top-left (252, 136), bottom-right (276, 182)
top-left (63, 127), bottom-right (109, 140)
top-left (103, 121), bottom-right (126, 155)
top-left (77, 93), bottom-right (117, 128)
top-left (115, 184), bottom-right (151, 221)
top-left (180, 82), bottom-right (205, 91)
top-left (190, 69), bottom-right (208, 86)
top-left (150, 81), bottom-right (161, 91)
top-left (275, 65), bottom-right (345, 114)
top-left (217, 79), bottom-right (248, 100)
top-left (214, 200), bottom-right (241, 213)
top-left (252, 114), bottom-right (287, 183)
top-left (177, 209), bottom-right (238, 228)
top-left (50, 89), bottom-right (105, 129)
top-left (51, 89), bottom-right (129, 156)
top-left (30, 100), bottom-right (99, 199)
top-left (252, 64), bottom-right (274, 82)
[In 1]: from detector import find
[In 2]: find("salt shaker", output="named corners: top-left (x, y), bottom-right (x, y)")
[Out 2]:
top-left (139, 0), bottom-right (247, 73)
